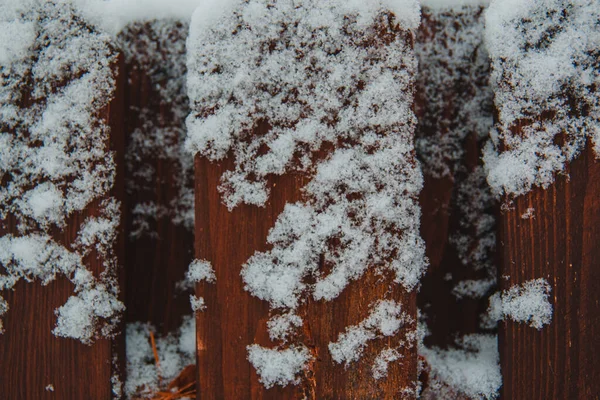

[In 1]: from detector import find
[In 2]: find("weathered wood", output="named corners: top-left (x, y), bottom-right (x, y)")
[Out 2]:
top-left (195, 155), bottom-right (418, 399)
top-left (499, 144), bottom-right (600, 399)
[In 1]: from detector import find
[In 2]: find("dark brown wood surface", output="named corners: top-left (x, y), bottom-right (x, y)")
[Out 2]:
top-left (122, 48), bottom-right (194, 336)
top-left (195, 155), bottom-right (417, 400)
top-left (0, 57), bottom-right (126, 400)
top-left (498, 144), bottom-right (600, 400)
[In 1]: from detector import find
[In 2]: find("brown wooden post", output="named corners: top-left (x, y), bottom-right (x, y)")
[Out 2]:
top-left (498, 144), bottom-right (600, 399)
top-left (415, 5), bottom-right (497, 349)
top-left (0, 4), bottom-right (126, 399)
top-left (119, 21), bottom-right (195, 336)
top-left (193, 6), bottom-right (421, 400)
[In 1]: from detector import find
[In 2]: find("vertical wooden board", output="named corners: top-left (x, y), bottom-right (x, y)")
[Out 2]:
top-left (0, 62), bottom-right (126, 399)
top-left (195, 156), bottom-right (418, 399)
top-left (415, 6), bottom-right (497, 349)
top-left (122, 59), bottom-right (194, 335)
top-left (499, 145), bottom-right (600, 399)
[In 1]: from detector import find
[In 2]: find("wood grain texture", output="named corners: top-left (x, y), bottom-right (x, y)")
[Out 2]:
top-left (0, 57), bottom-right (126, 400)
top-left (498, 144), bottom-right (600, 400)
top-left (194, 155), bottom-right (418, 400)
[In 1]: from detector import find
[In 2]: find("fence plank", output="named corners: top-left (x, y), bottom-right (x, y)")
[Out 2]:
top-left (0, 59), bottom-right (126, 399)
top-left (194, 155), bottom-right (418, 399)
top-left (498, 144), bottom-right (600, 399)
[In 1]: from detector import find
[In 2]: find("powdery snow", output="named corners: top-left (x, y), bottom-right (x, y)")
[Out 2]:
top-left (125, 316), bottom-right (196, 398)
top-left (420, 334), bottom-right (502, 400)
top-left (246, 344), bottom-right (313, 389)
top-left (0, 0), bottom-right (123, 342)
top-left (485, 278), bottom-right (553, 329)
top-left (483, 0), bottom-right (600, 197)
top-left (329, 300), bottom-right (409, 366)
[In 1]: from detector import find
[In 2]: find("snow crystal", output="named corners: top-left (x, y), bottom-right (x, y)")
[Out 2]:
top-left (125, 316), bottom-right (196, 398)
top-left (193, 0), bottom-right (433, 306)
top-left (521, 207), bottom-right (535, 219)
top-left (486, 278), bottom-right (553, 329)
top-left (177, 259), bottom-right (216, 291)
top-left (372, 347), bottom-right (402, 380)
top-left (246, 344), bottom-right (312, 389)
top-left (420, 334), bottom-right (502, 400)
top-left (0, 0), bottom-right (122, 342)
top-left (329, 300), bottom-right (407, 366)
top-left (45, 384), bottom-right (54, 392)
top-left (267, 312), bottom-right (303, 343)
top-left (483, 0), bottom-right (600, 197)
top-left (189, 294), bottom-right (205, 312)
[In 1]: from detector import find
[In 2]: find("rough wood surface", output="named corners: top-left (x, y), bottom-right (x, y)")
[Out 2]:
top-left (498, 144), bottom-right (600, 400)
top-left (0, 58), bottom-right (126, 400)
top-left (194, 154), bottom-right (417, 400)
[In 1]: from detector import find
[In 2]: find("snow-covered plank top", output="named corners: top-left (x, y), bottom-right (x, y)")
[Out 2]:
top-left (0, 0), bottom-right (122, 343)
top-left (187, 0), bottom-right (427, 306)
top-left (483, 0), bottom-right (600, 197)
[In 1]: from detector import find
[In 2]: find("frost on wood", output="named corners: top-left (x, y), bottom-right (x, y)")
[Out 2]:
top-left (0, 0), bottom-right (123, 343)
top-left (125, 315), bottom-right (195, 399)
top-left (187, 0), bottom-right (426, 309)
top-left (420, 334), bottom-right (502, 400)
top-left (483, 0), bottom-right (600, 197)
top-left (485, 278), bottom-right (553, 329)
top-left (329, 300), bottom-right (409, 367)
top-left (117, 19), bottom-right (194, 235)
top-left (246, 344), bottom-right (313, 389)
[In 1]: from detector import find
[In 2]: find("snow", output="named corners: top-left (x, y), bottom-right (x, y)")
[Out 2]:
top-left (189, 295), bottom-right (205, 312)
top-left (246, 344), bottom-right (313, 389)
top-left (0, 0), bottom-right (122, 343)
top-left (416, 4), bottom-right (494, 179)
top-left (483, 0), bottom-right (600, 197)
top-left (421, 0), bottom-right (490, 9)
top-left (372, 347), bottom-right (402, 380)
top-left (329, 300), bottom-right (407, 366)
top-left (184, 0), bottom-right (430, 314)
top-left (421, 334), bottom-right (502, 400)
top-left (521, 207), bottom-right (535, 219)
top-left (125, 316), bottom-right (196, 398)
top-left (45, 384), bottom-right (54, 392)
top-left (118, 19), bottom-right (194, 235)
top-left (486, 278), bottom-right (553, 329)
top-left (75, 0), bottom-right (201, 35)
top-left (267, 312), bottom-right (303, 343)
